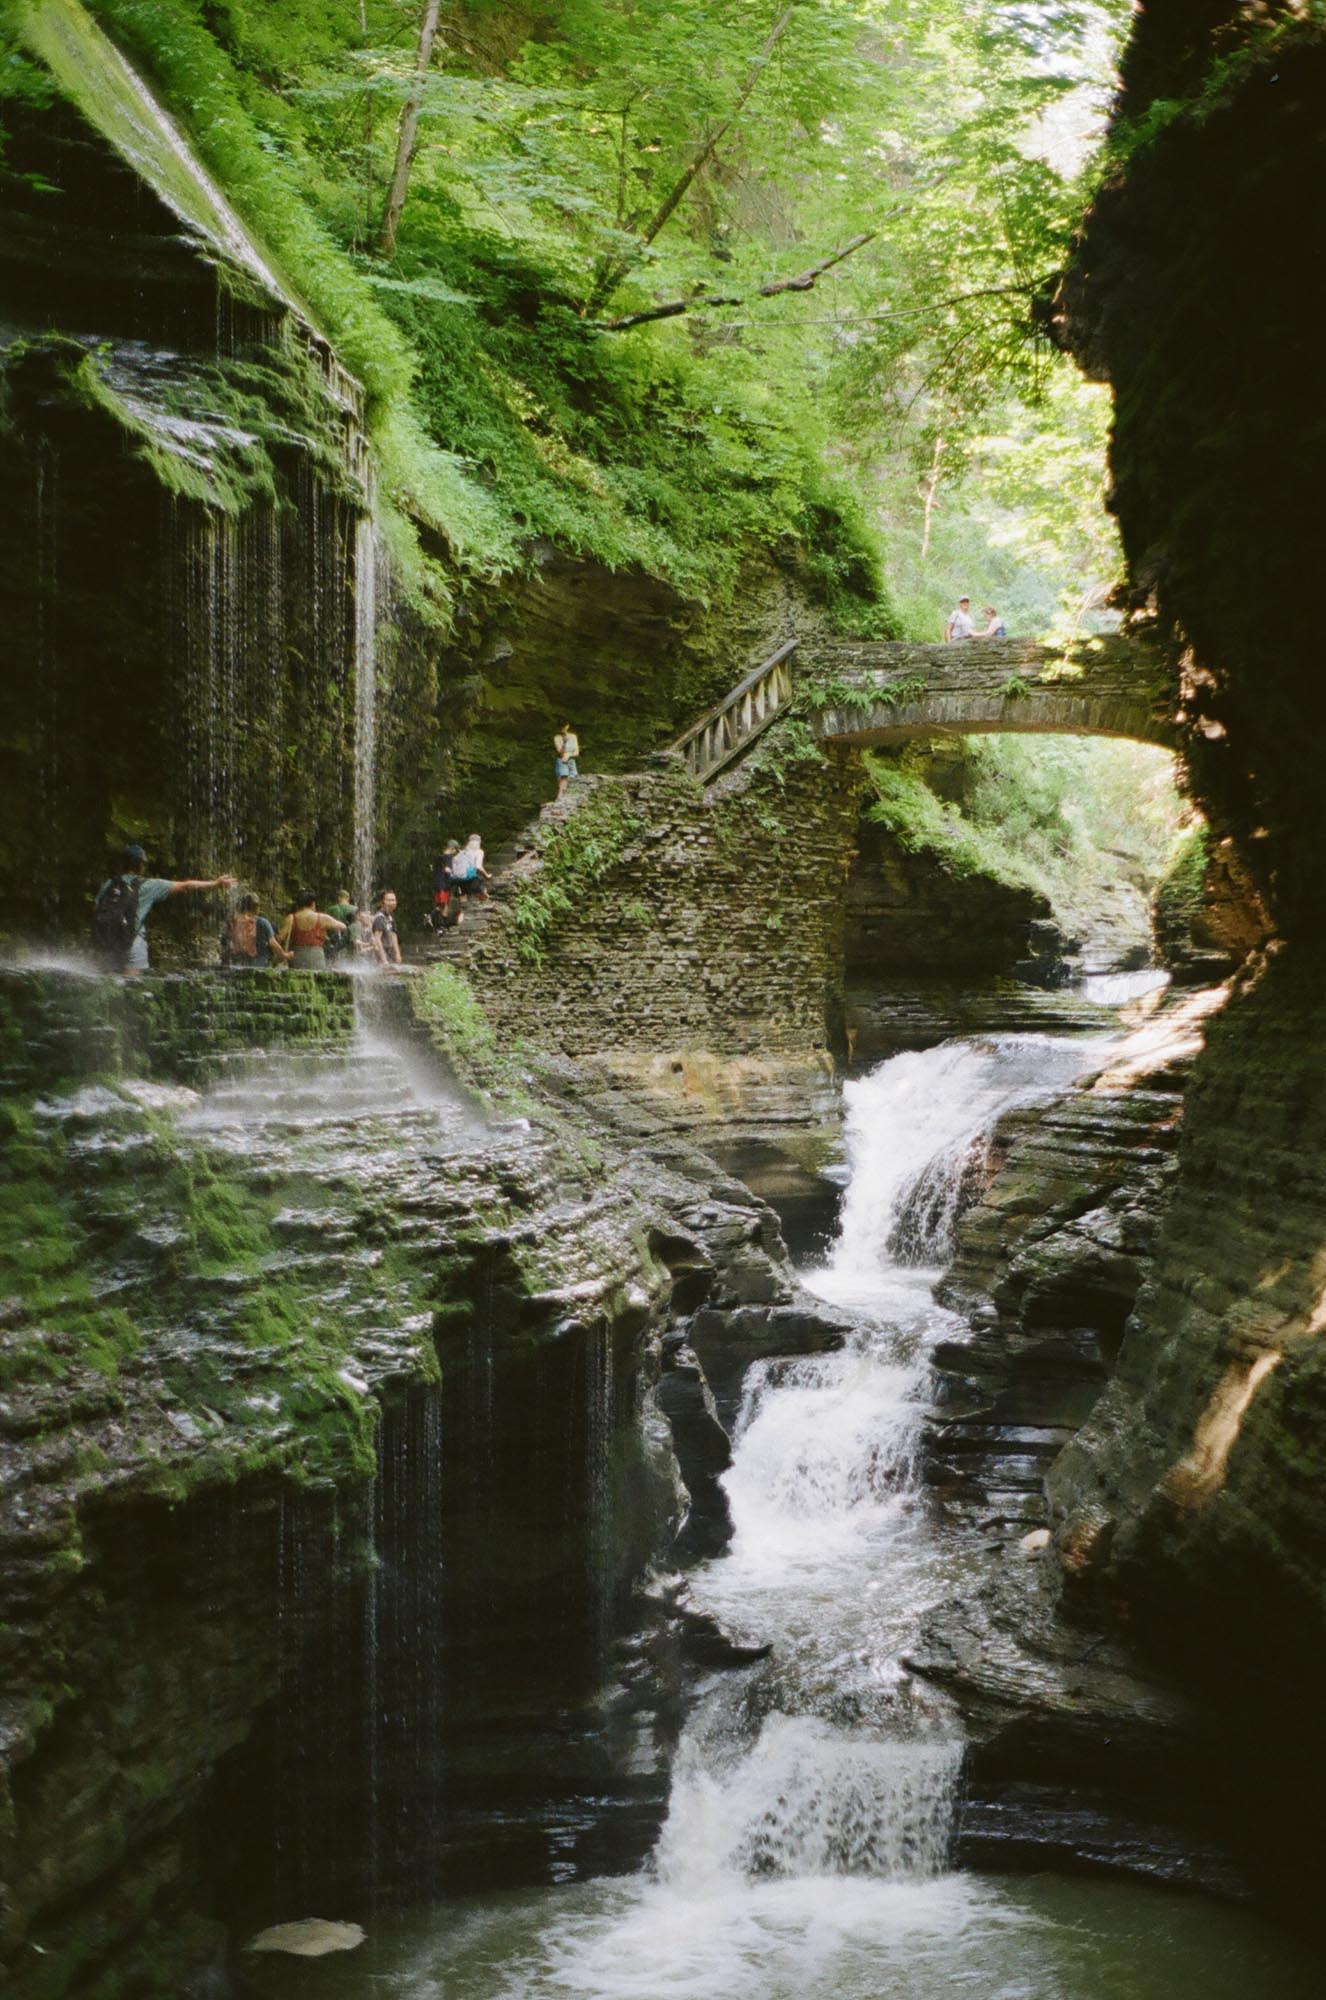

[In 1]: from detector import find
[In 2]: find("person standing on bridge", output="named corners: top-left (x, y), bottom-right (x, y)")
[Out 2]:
top-left (978, 605), bottom-right (1007, 638)
top-left (945, 596), bottom-right (975, 642)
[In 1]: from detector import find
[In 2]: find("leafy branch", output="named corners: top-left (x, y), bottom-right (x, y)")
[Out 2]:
top-left (586, 3), bottom-right (800, 311)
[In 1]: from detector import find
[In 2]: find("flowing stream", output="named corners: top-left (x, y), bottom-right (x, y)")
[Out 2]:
top-left (249, 1031), bottom-right (1316, 2000)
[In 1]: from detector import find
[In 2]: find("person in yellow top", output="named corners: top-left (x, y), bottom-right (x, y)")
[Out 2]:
top-left (553, 722), bottom-right (580, 799)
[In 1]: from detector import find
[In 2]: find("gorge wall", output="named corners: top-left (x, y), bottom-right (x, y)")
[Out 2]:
top-left (0, 966), bottom-right (848, 1996)
top-left (942, 0), bottom-right (1326, 1889)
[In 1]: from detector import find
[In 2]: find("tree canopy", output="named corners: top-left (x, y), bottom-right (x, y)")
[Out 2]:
top-left (12, 0), bottom-right (1128, 628)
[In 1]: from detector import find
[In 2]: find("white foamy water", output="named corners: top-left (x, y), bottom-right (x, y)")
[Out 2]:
top-left (1081, 968), bottom-right (1171, 1007)
top-left (820, 1034), bottom-right (1110, 1297)
top-left (250, 1030), bottom-right (1315, 2000)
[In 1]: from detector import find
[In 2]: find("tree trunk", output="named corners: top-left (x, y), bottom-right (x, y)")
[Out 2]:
top-left (376, 0), bottom-right (443, 260)
top-left (587, 3), bottom-right (798, 311)
top-left (920, 435), bottom-right (945, 560)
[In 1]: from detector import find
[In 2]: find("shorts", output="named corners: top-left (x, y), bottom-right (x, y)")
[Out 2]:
top-left (127, 933), bottom-right (149, 972)
top-left (555, 757), bottom-right (578, 779)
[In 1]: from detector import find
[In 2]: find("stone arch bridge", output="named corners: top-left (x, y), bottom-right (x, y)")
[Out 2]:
top-left (673, 634), bottom-right (1179, 784)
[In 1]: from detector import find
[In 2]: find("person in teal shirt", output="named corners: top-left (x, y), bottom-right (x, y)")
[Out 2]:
top-left (94, 844), bottom-right (236, 973)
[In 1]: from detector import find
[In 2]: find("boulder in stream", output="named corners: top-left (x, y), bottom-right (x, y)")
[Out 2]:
top-left (244, 1919), bottom-right (366, 1957)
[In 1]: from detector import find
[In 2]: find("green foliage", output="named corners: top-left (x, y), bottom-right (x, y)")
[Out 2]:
top-left (512, 784), bottom-right (647, 965)
top-left (413, 958), bottom-right (499, 1055)
top-left (62, 0), bottom-right (1124, 622)
top-left (798, 673), bottom-right (927, 714)
top-left (54, 0), bottom-right (888, 611)
top-left (999, 674), bottom-right (1032, 698)
top-left (865, 752), bottom-right (1034, 892)
top-left (865, 730), bottom-right (1188, 936)
top-left (1153, 819), bottom-right (1212, 935)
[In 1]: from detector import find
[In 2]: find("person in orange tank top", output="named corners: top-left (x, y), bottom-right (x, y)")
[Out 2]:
top-left (277, 892), bottom-right (348, 970)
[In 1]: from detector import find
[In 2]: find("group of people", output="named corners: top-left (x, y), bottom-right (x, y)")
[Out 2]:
top-left (225, 887), bottom-right (405, 971)
top-left (425, 833), bottom-right (491, 933)
top-left (944, 597), bottom-right (1007, 642)
top-left (90, 720), bottom-right (579, 973)
top-left (91, 845), bottom-right (411, 975)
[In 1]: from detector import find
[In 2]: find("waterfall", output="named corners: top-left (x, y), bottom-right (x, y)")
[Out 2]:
top-left (352, 503), bottom-right (379, 907)
top-left (827, 1034), bottom-right (1110, 1286)
top-left (482, 1036), bottom-right (1109, 1989)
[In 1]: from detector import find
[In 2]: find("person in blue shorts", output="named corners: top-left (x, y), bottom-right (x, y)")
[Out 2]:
top-left (553, 722), bottom-right (580, 799)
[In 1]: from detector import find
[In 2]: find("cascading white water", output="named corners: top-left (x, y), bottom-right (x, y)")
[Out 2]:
top-left (826, 1034), bottom-right (1110, 1291)
top-left (351, 504), bottom-right (379, 907)
top-left (248, 1026), bottom-right (1323, 2000)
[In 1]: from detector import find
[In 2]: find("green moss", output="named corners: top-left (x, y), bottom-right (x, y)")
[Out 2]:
top-left (1154, 821), bottom-right (1212, 935)
top-left (863, 752), bottom-right (1037, 895)
top-left (511, 785), bottom-right (648, 967)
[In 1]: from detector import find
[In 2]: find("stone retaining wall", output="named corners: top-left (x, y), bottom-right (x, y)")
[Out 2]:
top-left (463, 729), bottom-right (865, 1062)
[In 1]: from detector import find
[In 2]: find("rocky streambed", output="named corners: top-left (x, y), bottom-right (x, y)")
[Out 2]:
top-left (3, 957), bottom-right (1322, 1999)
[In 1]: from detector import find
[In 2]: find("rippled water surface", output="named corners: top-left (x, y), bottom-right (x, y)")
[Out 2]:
top-left (244, 1870), bottom-right (1317, 2000)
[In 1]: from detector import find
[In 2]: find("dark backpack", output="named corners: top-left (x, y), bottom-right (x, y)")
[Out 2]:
top-left (91, 875), bottom-right (140, 969)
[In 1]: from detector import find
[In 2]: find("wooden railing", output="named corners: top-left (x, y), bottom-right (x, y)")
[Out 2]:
top-left (671, 639), bottom-right (799, 784)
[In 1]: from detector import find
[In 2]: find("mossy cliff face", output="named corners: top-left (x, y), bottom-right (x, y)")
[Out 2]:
top-left (0, 968), bottom-right (829, 1996)
top-left (0, 2), bottom-right (397, 927)
top-left (1064, 4), bottom-right (1326, 932)
top-left (0, 1), bottom-right (883, 939)
top-left (1032, 0), bottom-right (1326, 1869)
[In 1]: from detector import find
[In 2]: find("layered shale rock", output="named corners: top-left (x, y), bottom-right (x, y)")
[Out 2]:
top-left (0, 969), bottom-right (846, 1997)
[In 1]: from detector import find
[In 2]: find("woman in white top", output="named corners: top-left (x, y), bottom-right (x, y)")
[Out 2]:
top-left (452, 834), bottom-right (492, 902)
top-left (553, 722), bottom-right (580, 798)
top-left (945, 597), bottom-right (975, 642)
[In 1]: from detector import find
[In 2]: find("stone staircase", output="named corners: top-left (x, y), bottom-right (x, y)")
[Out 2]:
top-left (420, 783), bottom-right (607, 964)
top-left (421, 644), bottom-right (801, 964)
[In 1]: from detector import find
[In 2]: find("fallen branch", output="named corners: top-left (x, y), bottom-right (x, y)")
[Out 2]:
top-left (596, 231), bottom-right (876, 332)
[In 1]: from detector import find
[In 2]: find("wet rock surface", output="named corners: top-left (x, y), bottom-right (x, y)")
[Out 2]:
top-left (909, 992), bottom-right (1250, 1886)
top-left (909, 1560), bottom-right (1243, 1893)
top-left (0, 969), bottom-right (847, 1998)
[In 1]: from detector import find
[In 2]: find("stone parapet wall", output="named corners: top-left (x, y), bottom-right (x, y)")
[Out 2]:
top-left (462, 730), bottom-right (865, 1061)
top-left (799, 635), bottom-right (1178, 750)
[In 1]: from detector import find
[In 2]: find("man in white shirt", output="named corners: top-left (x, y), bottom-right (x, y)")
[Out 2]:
top-left (945, 596), bottom-right (975, 642)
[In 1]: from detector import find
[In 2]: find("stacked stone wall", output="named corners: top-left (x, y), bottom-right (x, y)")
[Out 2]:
top-left (463, 732), bottom-right (866, 1061)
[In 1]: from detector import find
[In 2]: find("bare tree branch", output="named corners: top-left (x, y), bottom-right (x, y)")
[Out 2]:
top-left (596, 231), bottom-right (877, 332)
top-left (587, 4), bottom-right (799, 311)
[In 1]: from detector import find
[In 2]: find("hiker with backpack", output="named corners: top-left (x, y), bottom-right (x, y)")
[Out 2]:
top-left (92, 845), bottom-right (237, 974)
top-left (426, 843), bottom-right (462, 932)
top-left (227, 892), bottom-right (292, 970)
top-left (450, 834), bottom-right (490, 902)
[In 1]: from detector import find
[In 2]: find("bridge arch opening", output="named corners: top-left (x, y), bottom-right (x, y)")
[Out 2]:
top-left (840, 727), bottom-right (1191, 1067)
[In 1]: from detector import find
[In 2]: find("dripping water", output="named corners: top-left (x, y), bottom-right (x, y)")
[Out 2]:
top-left (352, 503), bottom-right (379, 907)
